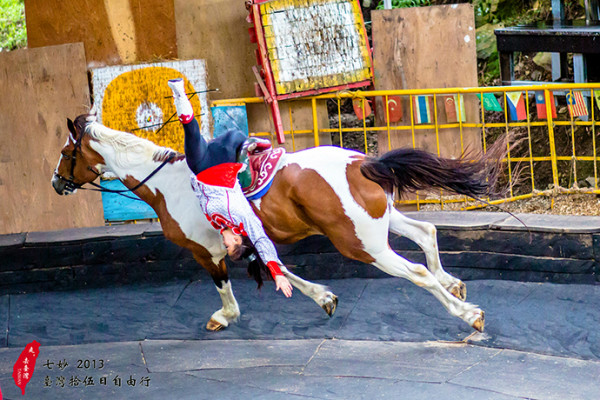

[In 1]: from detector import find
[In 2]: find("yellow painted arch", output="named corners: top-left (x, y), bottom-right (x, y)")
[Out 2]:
top-left (102, 66), bottom-right (201, 153)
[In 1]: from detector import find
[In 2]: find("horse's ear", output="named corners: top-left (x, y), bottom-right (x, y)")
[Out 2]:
top-left (67, 118), bottom-right (76, 140)
top-left (87, 104), bottom-right (98, 121)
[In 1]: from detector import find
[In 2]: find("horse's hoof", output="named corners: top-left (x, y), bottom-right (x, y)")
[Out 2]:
top-left (471, 311), bottom-right (485, 333)
top-left (206, 318), bottom-right (226, 331)
top-left (450, 281), bottom-right (467, 301)
top-left (321, 295), bottom-right (338, 317)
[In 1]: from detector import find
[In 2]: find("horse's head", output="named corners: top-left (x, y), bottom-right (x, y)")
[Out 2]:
top-left (51, 111), bottom-right (105, 195)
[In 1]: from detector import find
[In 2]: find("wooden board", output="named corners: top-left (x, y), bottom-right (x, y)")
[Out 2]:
top-left (372, 5), bottom-right (481, 157)
top-left (0, 43), bottom-right (104, 234)
top-left (246, 101), bottom-right (331, 152)
top-left (24, 0), bottom-right (177, 65)
top-left (174, 0), bottom-right (256, 100)
top-left (174, 0), bottom-right (331, 150)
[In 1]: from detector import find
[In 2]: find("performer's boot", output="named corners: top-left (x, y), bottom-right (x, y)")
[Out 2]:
top-left (168, 78), bottom-right (194, 124)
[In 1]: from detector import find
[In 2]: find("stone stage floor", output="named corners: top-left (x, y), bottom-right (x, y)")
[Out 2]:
top-left (0, 277), bottom-right (598, 399)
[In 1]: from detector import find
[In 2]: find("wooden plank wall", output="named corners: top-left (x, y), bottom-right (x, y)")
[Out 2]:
top-left (372, 5), bottom-right (481, 157)
top-left (174, 0), bottom-right (331, 150)
top-left (0, 44), bottom-right (104, 235)
top-left (24, 0), bottom-right (177, 65)
top-left (25, 0), bottom-right (329, 151)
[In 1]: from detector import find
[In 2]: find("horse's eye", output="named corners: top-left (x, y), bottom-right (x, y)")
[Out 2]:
top-left (62, 153), bottom-right (72, 161)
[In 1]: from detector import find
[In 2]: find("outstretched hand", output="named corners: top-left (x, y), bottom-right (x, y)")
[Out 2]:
top-left (275, 275), bottom-right (293, 298)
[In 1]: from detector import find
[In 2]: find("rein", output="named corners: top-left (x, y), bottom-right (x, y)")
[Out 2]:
top-left (60, 125), bottom-right (177, 201)
top-left (84, 153), bottom-right (176, 201)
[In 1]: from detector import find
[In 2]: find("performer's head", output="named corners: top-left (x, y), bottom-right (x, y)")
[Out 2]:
top-left (222, 228), bottom-right (266, 288)
top-left (222, 228), bottom-right (251, 260)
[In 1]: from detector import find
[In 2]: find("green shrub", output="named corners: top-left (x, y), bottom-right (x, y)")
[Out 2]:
top-left (0, 0), bottom-right (27, 52)
top-left (376, 0), bottom-right (431, 9)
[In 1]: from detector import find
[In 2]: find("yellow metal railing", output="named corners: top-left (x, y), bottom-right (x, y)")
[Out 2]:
top-left (212, 83), bottom-right (600, 210)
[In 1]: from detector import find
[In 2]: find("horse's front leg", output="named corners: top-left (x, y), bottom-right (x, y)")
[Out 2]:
top-left (280, 266), bottom-right (338, 317)
top-left (194, 254), bottom-right (241, 331)
top-left (389, 209), bottom-right (467, 301)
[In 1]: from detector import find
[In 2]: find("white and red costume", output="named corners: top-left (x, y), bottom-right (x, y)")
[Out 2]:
top-left (167, 77), bottom-right (284, 280)
top-left (189, 162), bottom-right (284, 279)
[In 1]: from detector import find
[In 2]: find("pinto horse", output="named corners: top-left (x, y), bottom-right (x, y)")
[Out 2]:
top-left (52, 112), bottom-right (509, 332)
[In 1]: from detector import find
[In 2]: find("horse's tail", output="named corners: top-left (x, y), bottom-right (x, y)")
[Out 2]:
top-left (360, 135), bottom-right (517, 199)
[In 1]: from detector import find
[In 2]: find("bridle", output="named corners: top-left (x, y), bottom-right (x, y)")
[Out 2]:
top-left (57, 125), bottom-right (176, 201)
top-left (55, 127), bottom-right (91, 194)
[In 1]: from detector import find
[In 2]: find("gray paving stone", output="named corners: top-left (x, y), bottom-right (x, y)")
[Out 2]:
top-left (8, 281), bottom-right (186, 347)
top-left (6, 277), bottom-right (599, 362)
top-left (141, 222), bottom-right (164, 237)
top-left (0, 340), bottom-right (145, 375)
top-left (0, 341), bottom-right (147, 399)
top-left (334, 278), bottom-right (474, 342)
top-left (0, 374), bottom-right (295, 400)
top-left (141, 339), bottom-right (323, 372)
top-left (25, 224), bottom-right (148, 245)
top-left (403, 211), bottom-right (509, 230)
top-left (491, 213), bottom-right (600, 233)
top-left (0, 341), bottom-right (314, 400)
top-left (467, 281), bottom-right (600, 360)
top-left (0, 233), bottom-right (25, 248)
top-left (0, 273), bottom-right (595, 400)
top-left (130, 372), bottom-right (314, 400)
top-left (145, 278), bottom-right (366, 341)
top-left (303, 340), bottom-right (499, 382)
top-left (449, 348), bottom-right (600, 400)
top-left (335, 279), bottom-right (600, 361)
top-left (192, 366), bottom-right (521, 400)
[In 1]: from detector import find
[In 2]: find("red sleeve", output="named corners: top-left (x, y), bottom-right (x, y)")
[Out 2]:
top-left (266, 261), bottom-right (284, 278)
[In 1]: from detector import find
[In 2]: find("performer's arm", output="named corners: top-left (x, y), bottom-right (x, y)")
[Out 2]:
top-left (233, 197), bottom-right (293, 297)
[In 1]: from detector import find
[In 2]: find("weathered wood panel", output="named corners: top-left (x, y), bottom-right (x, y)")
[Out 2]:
top-left (174, 0), bottom-right (330, 149)
top-left (246, 101), bottom-right (332, 152)
top-left (0, 43), bottom-right (104, 234)
top-left (174, 0), bottom-right (256, 100)
top-left (24, 0), bottom-right (177, 65)
top-left (372, 5), bottom-right (481, 157)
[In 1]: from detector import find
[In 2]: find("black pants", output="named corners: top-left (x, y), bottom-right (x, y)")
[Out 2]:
top-left (182, 118), bottom-right (247, 175)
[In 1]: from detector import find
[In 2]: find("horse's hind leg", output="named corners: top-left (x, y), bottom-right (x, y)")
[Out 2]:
top-left (389, 209), bottom-right (467, 301)
top-left (280, 266), bottom-right (338, 317)
top-left (372, 248), bottom-right (484, 332)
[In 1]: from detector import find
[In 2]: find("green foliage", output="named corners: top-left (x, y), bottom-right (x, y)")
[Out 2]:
top-left (474, 0), bottom-right (546, 27)
top-left (476, 23), bottom-right (501, 59)
top-left (0, 0), bottom-right (27, 52)
top-left (376, 0), bottom-right (431, 9)
top-left (471, 0), bottom-right (555, 85)
top-left (479, 52), bottom-right (500, 84)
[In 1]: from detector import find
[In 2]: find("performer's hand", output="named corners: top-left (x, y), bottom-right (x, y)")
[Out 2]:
top-left (275, 275), bottom-right (293, 298)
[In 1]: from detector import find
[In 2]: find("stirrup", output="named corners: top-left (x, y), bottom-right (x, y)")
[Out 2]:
top-left (237, 138), bottom-right (271, 190)
top-left (246, 137), bottom-right (271, 154)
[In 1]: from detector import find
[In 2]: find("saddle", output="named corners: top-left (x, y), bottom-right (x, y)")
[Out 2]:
top-left (237, 138), bottom-right (285, 200)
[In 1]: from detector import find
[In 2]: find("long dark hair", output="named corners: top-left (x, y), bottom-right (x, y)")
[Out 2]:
top-left (228, 235), bottom-right (270, 288)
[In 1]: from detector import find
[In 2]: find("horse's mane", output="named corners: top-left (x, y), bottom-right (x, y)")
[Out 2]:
top-left (77, 115), bottom-right (183, 168)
